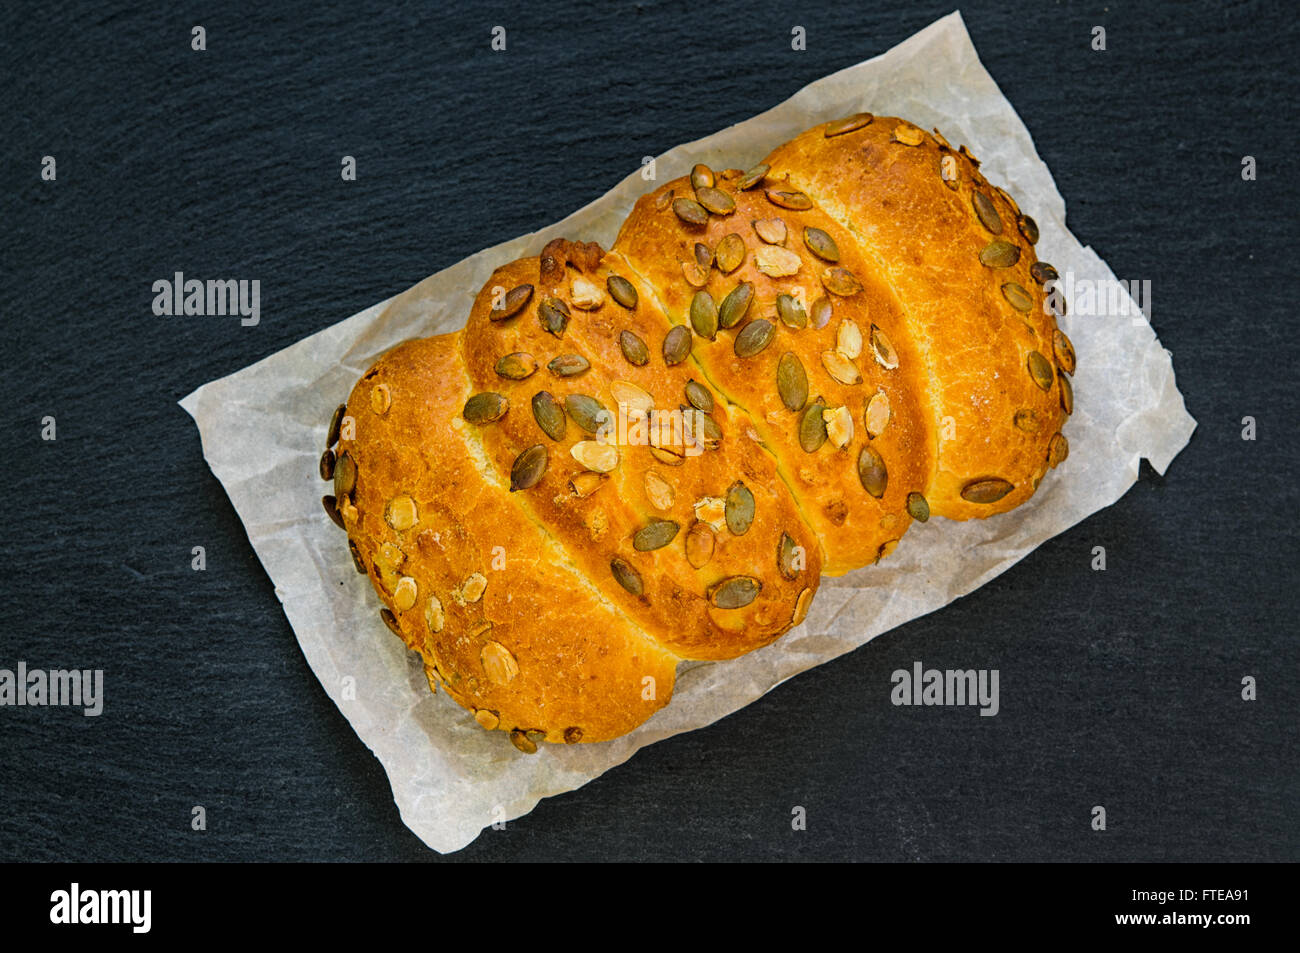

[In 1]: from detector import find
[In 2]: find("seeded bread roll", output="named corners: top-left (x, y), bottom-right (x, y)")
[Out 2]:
top-left (320, 113), bottom-right (1075, 750)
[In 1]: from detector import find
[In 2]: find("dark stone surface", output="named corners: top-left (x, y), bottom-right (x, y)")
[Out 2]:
top-left (1, 1), bottom-right (1296, 861)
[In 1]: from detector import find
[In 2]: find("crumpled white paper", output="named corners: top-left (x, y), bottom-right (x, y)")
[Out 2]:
top-left (180, 11), bottom-right (1196, 853)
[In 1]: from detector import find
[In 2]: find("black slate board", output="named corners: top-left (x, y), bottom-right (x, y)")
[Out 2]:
top-left (1, 0), bottom-right (1297, 861)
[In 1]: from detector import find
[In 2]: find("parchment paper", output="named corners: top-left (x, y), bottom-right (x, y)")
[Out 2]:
top-left (179, 11), bottom-right (1196, 853)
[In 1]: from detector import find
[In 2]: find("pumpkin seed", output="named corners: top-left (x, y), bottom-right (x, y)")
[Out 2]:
top-left (755, 245), bottom-right (802, 277)
top-left (775, 293), bottom-right (807, 329)
top-left (803, 226), bottom-right (840, 262)
top-left (799, 397), bottom-right (828, 452)
top-left (655, 188), bottom-right (675, 211)
top-left (940, 153), bottom-right (960, 189)
top-left (1002, 282), bottom-right (1033, 312)
top-left (971, 191), bottom-right (1002, 234)
top-left (380, 607), bottom-right (402, 637)
top-left (663, 324), bottom-right (692, 365)
top-left (681, 258), bottom-right (709, 288)
top-left (736, 163), bottom-right (769, 190)
top-left (510, 729), bottom-right (538, 754)
top-left (333, 451), bottom-right (357, 497)
top-left (489, 283), bottom-right (534, 322)
top-left (532, 391), bottom-right (566, 441)
top-left (766, 188), bottom-right (812, 210)
top-left (754, 218), bottom-right (787, 244)
top-left (644, 470), bottom-right (675, 510)
top-left (997, 186), bottom-right (1020, 217)
top-left (538, 296), bottom-right (570, 336)
top-left (837, 318), bottom-right (862, 359)
top-left (633, 519), bottom-right (680, 552)
top-left (348, 539), bottom-right (366, 573)
top-left (709, 576), bottom-right (762, 609)
top-left (319, 448), bottom-right (335, 481)
top-left (1014, 409), bottom-right (1040, 433)
top-left (1048, 432), bottom-right (1069, 468)
top-left (548, 353), bottom-right (590, 377)
top-left (565, 394), bottom-right (610, 434)
top-left (857, 445), bottom-right (887, 497)
top-left (684, 522), bottom-right (715, 568)
top-left (607, 274), bottom-right (638, 309)
top-left (891, 123), bottom-right (924, 146)
top-left (777, 352), bottom-right (808, 411)
top-left (687, 410), bottom-right (722, 452)
top-left (384, 494), bottom-right (417, 531)
top-left (1059, 374), bottom-right (1073, 415)
top-left (865, 390), bottom-right (890, 437)
top-left (685, 379), bottom-right (714, 413)
top-left (792, 586), bottom-right (813, 626)
top-left (777, 532), bottom-right (801, 579)
top-left (824, 405), bottom-right (854, 448)
top-left (570, 440), bottom-right (619, 472)
top-left (869, 324), bottom-right (899, 369)
top-left (564, 726), bottom-right (583, 744)
top-left (463, 392), bottom-right (509, 424)
top-left (696, 186), bottom-right (735, 215)
top-left (1053, 329), bottom-right (1076, 375)
top-left (619, 329), bottom-right (650, 366)
top-left (825, 112), bottom-right (873, 137)
top-left (610, 557), bottom-right (644, 596)
top-left (979, 240), bottom-right (1021, 268)
top-left (877, 539), bottom-right (900, 562)
top-left (1030, 261), bottom-right (1059, 285)
top-left (961, 478), bottom-right (1013, 503)
top-left (370, 383), bottom-right (391, 415)
top-left (725, 481), bottom-right (755, 536)
top-left (1027, 350), bottom-right (1054, 391)
top-left (569, 471), bottom-right (605, 497)
top-left (322, 494), bottom-right (344, 529)
top-left (690, 291), bottom-right (719, 340)
top-left (326, 403), bottom-right (346, 448)
top-left (694, 241), bottom-right (714, 270)
top-left (821, 266), bottom-right (862, 296)
top-left (906, 492), bottom-right (930, 522)
top-left (715, 233), bottom-right (746, 274)
top-left (821, 349), bottom-right (862, 385)
top-left (734, 319), bottom-right (776, 358)
top-left (1018, 214), bottom-right (1039, 245)
top-left (650, 445), bottom-right (686, 467)
top-left (718, 282), bottom-right (755, 329)
top-left (495, 351), bottom-right (538, 380)
top-left (810, 296), bottom-right (832, 329)
top-left (510, 445), bottom-right (548, 491)
top-left (610, 379), bottom-right (654, 416)
top-left (690, 163), bottom-right (714, 192)
top-left (672, 197), bottom-right (709, 226)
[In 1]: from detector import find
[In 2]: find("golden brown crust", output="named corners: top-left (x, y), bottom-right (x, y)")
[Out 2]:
top-left (336, 335), bottom-right (679, 744)
top-left (760, 116), bottom-right (1070, 518)
top-left (324, 113), bottom-right (1076, 747)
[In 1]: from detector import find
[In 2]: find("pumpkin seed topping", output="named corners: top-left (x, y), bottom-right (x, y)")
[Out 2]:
top-left (708, 576), bottom-right (762, 609)
top-left (489, 283), bottom-right (534, 322)
top-left (495, 352), bottom-right (538, 380)
top-left (857, 445), bottom-right (887, 497)
top-left (777, 352), bottom-right (808, 411)
top-left (509, 445), bottom-right (548, 491)
top-left (619, 329), bottom-right (650, 366)
top-left (532, 391), bottom-right (566, 441)
top-left (607, 274), bottom-right (639, 309)
top-left (463, 392), bottom-right (509, 424)
top-left (663, 325), bottom-right (692, 365)
top-left (961, 478), bottom-right (1014, 503)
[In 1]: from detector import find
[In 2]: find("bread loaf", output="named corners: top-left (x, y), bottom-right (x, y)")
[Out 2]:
top-left (318, 113), bottom-right (1074, 750)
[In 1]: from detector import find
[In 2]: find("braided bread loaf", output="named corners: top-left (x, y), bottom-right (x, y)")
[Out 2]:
top-left (319, 113), bottom-right (1074, 751)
